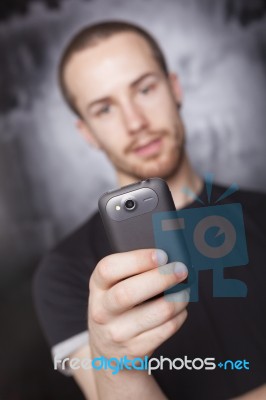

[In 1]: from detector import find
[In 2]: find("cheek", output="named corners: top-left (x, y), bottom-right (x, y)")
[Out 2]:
top-left (88, 115), bottom-right (126, 144)
top-left (160, 88), bottom-right (179, 117)
top-left (142, 89), bottom-right (178, 124)
top-left (96, 134), bottom-right (125, 156)
top-left (86, 118), bottom-right (118, 143)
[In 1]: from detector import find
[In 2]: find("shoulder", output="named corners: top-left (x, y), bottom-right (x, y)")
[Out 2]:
top-left (227, 184), bottom-right (266, 218)
top-left (210, 182), bottom-right (266, 233)
top-left (210, 182), bottom-right (266, 209)
top-left (236, 186), bottom-right (266, 208)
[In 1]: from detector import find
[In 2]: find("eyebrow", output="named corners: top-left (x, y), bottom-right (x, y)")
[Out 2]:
top-left (87, 72), bottom-right (159, 112)
top-left (130, 72), bottom-right (159, 88)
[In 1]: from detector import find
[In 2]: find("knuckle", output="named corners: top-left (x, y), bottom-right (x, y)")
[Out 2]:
top-left (167, 316), bottom-right (180, 334)
top-left (108, 326), bottom-right (124, 344)
top-left (156, 327), bottom-right (168, 342)
top-left (162, 301), bottom-right (176, 320)
top-left (90, 306), bottom-right (107, 325)
top-left (112, 284), bottom-right (132, 308)
top-left (181, 308), bottom-right (188, 323)
top-left (97, 258), bottom-right (111, 281)
top-left (169, 310), bottom-right (188, 333)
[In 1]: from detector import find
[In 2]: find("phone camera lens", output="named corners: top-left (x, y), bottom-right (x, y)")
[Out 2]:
top-left (125, 199), bottom-right (136, 211)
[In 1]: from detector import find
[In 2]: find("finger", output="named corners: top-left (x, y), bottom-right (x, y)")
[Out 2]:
top-left (128, 309), bottom-right (188, 358)
top-left (92, 248), bottom-right (168, 290)
top-left (107, 289), bottom-right (190, 342)
top-left (105, 261), bottom-right (188, 313)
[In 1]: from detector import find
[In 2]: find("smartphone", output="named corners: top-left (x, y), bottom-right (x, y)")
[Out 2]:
top-left (99, 178), bottom-right (176, 252)
top-left (98, 177), bottom-right (193, 296)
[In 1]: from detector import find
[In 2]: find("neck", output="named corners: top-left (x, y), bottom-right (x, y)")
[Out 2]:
top-left (166, 153), bottom-right (203, 209)
top-left (116, 152), bottom-right (203, 209)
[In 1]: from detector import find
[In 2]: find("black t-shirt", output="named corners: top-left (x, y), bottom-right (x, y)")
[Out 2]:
top-left (33, 183), bottom-right (266, 400)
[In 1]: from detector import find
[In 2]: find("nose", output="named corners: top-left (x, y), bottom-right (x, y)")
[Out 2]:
top-left (121, 100), bottom-right (149, 134)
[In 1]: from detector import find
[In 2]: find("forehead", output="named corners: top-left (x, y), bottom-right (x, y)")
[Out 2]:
top-left (64, 32), bottom-right (162, 102)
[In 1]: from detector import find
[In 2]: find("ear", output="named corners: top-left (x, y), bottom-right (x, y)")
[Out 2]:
top-left (75, 119), bottom-right (102, 150)
top-left (168, 73), bottom-right (183, 108)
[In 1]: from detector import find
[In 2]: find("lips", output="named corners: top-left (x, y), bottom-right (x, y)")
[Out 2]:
top-left (133, 138), bottom-right (162, 156)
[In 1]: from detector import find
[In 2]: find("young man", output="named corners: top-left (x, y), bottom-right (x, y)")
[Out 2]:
top-left (33, 21), bottom-right (266, 400)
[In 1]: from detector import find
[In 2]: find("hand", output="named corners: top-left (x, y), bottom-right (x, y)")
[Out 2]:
top-left (88, 248), bottom-right (189, 360)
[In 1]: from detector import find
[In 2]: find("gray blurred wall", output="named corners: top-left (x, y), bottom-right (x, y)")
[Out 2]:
top-left (1, 0), bottom-right (266, 269)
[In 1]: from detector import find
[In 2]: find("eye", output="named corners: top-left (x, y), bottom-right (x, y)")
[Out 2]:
top-left (139, 83), bottom-right (156, 95)
top-left (96, 104), bottom-right (111, 116)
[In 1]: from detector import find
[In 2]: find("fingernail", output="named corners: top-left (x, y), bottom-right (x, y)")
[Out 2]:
top-left (154, 249), bottom-right (168, 266)
top-left (173, 262), bottom-right (188, 276)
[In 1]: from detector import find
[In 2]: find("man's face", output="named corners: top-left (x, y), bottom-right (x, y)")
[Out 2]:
top-left (64, 32), bottom-right (185, 181)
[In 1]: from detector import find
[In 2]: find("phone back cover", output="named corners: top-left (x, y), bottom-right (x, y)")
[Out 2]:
top-left (98, 178), bottom-right (176, 253)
